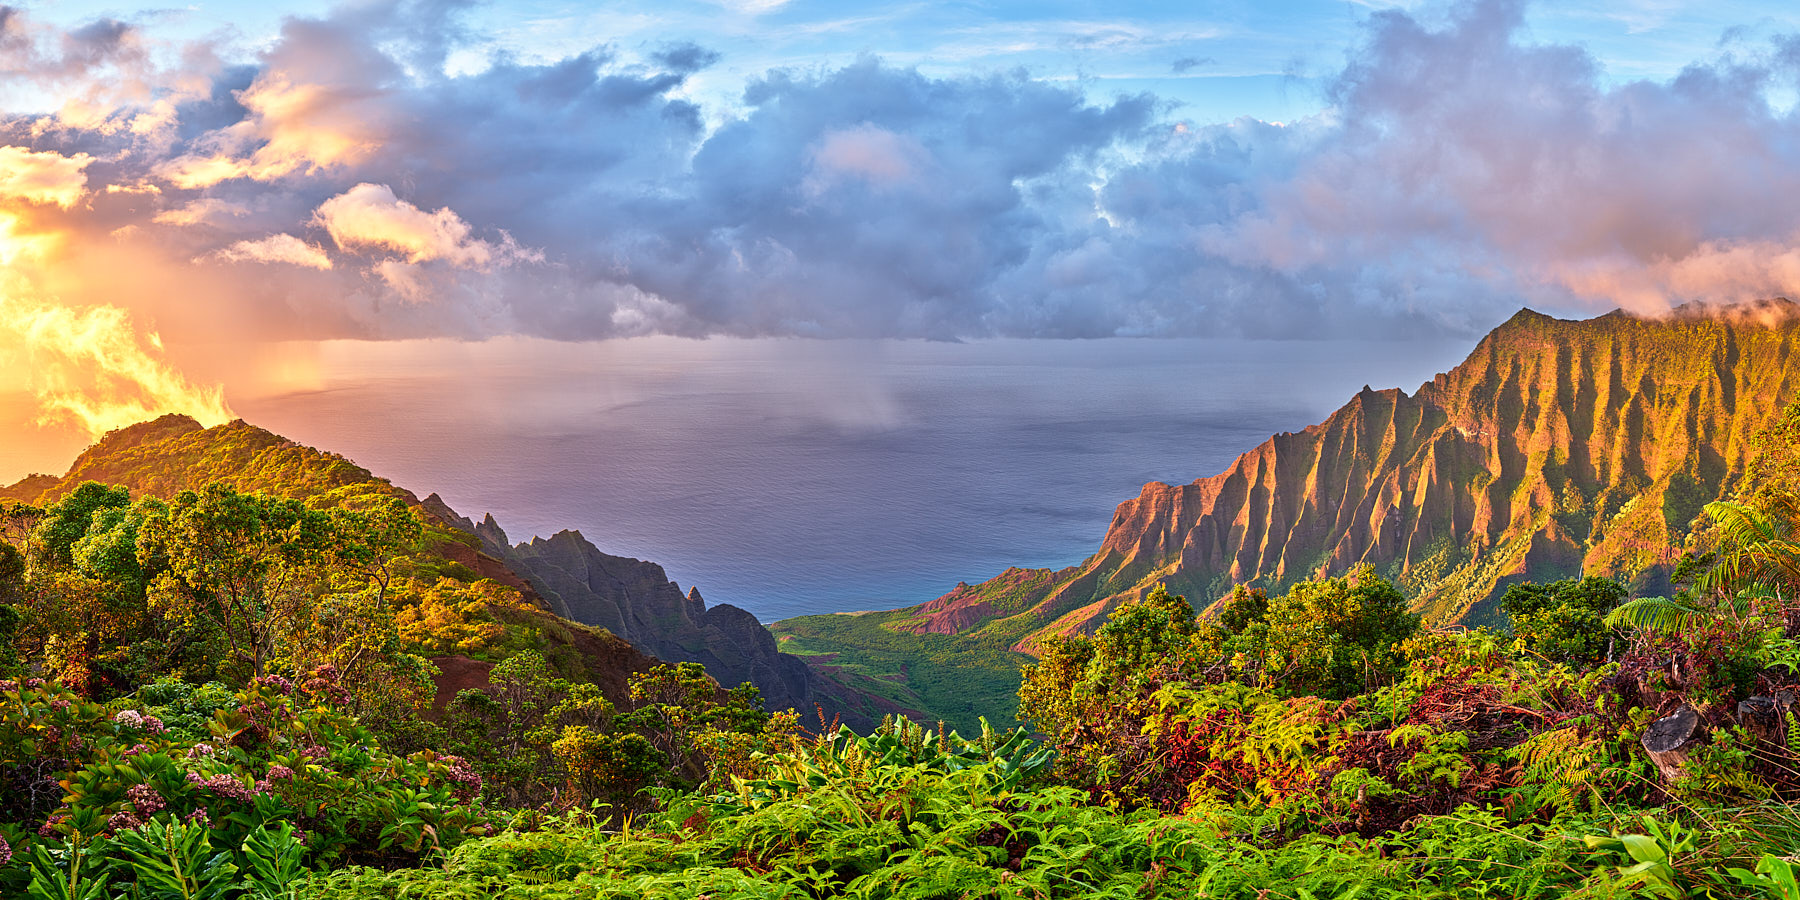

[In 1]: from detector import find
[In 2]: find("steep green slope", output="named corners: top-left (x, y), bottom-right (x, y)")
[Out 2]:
top-left (1, 414), bottom-right (893, 724)
top-left (769, 608), bottom-right (1033, 734)
top-left (0, 415), bottom-right (672, 705)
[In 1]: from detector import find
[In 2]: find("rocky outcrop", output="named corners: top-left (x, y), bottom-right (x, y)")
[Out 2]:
top-left (453, 513), bottom-right (867, 729)
top-left (910, 301), bottom-right (1800, 652)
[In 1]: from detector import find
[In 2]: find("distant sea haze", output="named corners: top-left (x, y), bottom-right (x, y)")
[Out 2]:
top-left (234, 336), bottom-right (1469, 622)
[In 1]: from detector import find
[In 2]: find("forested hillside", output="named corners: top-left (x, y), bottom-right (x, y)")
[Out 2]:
top-left (0, 393), bottom-right (1786, 897)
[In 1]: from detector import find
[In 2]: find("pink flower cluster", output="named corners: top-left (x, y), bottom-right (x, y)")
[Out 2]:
top-left (186, 772), bottom-right (255, 802)
top-left (187, 743), bottom-right (218, 759)
top-left (128, 783), bottom-right (166, 816)
top-left (301, 665), bottom-right (351, 705)
top-left (0, 834), bottom-right (10, 866)
top-left (439, 754), bottom-right (483, 801)
top-left (267, 765), bottom-right (295, 781)
top-left (112, 710), bottom-right (167, 734)
top-left (108, 811), bottom-right (144, 833)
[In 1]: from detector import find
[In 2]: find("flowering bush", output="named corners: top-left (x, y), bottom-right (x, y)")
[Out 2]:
top-left (0, 675), bottom-right (493, 895)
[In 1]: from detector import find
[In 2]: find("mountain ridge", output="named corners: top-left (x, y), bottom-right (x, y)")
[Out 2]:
top-left (0, 415), bottom-right (891, 728)
top-left (878, 301), bottom-right (1800, 653)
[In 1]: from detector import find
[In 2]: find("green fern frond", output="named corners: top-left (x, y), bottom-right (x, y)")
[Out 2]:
top-left (1602, 596), bottom-right (1706, 634)
top-left (1699, 501), bottom-right (1800, 598)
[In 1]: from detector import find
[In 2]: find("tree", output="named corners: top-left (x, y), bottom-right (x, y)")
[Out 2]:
top-left (139, 484), bottom-right (342, 679)
top-left (1243, 564), bottom-right (1421, 699)
top-left (1017, 586), bottom-right (1202, 796)
top-left (1501, 576), bottom-right (1628, 665)
top-left (33, 482), bottom-right (131, 569)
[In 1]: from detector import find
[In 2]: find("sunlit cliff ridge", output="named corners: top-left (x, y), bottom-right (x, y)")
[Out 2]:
top-left (895, 301), bottom-right (1800, 651)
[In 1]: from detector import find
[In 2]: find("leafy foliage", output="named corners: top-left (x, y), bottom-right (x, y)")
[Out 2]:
top-left (22, 403), bottom-right (1800, 897)
top-left (1501, 576), bottom-right (1627, 664)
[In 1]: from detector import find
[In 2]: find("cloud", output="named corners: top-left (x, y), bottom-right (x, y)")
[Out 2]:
top-left (0, 0), bottom-right (1798, 371)
top-left (805, 124), bottom-right (931, 193)
top-left (0, 146), bottom-right (92, 208)
top-left (651, 42), bottom-right (721, 73)
top-left (707, 0), bottom-right (795, 15)
top-left (1180, 0), bottom-right (1800, 319)
top-left (158, 71), bottom-right (390, 188)
top-left (312, 183), bottom-right (534, 268)
top-left (213, 233), bottom-right (333, 269)
top-left (153, 198), bottom-right (248, 226)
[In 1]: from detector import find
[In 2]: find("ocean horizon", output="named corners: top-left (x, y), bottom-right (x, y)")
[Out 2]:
top-left (229, 335), bottom-right (1470, 622)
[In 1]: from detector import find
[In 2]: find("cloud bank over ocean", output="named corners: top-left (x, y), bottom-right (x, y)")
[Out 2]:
top-left (5, 0), bottom-right (1800, 437)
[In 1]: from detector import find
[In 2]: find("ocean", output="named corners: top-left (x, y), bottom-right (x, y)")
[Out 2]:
top-left (229, 336), bottom-right (1470, 622)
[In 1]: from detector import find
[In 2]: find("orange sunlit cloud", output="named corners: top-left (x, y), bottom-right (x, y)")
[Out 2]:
top-left (153, 198), bottom-right (248, 227)
top-left (0, 294), bottom-right (234, 437)
top-left (213, 233), bottom-right (334, 269)
top-left (158, 73), bottom-right (386, 188)
top-left (313, 183), bottom-right (510, 267)
top-left (0, 146), bottom-right (93, 209)
top-left (0, 142), bottom-right (235, 445)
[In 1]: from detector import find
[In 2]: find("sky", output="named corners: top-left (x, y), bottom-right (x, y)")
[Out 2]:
top-left (5, 0), bottom-right (1800, 468)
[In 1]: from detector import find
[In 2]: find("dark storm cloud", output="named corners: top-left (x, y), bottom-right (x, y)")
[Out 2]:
top-left (10, 0), bottom-right (1800, 343)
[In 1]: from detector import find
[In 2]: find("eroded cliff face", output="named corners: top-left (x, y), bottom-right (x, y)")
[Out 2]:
top-left (905, 302), bottom-right (1800, 653)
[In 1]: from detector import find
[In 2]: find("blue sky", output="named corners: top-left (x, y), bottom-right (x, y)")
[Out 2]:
top-left (28, 0), bottom-right (1800, 125)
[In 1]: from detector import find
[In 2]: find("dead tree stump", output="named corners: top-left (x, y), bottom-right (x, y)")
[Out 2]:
top-left (1642, 705), bottom-right (1705, 784)
top-left (1737, 691), bottom-right (1797, 758)
top-left (1740, 696), bottom-right (1783, 748)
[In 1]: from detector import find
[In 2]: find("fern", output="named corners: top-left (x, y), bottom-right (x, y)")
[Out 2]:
top-left (1513, 727), bottom-right (1614, 816)
top-left (1700, 500), bottom-right (1800, 597)
top-left (23, 842), bottom-right (112, 900)
top-left (1603, 596), bottom-right (1707, 634)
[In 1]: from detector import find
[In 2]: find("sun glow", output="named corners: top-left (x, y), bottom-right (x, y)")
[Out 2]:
top-left (0, 141), bottom-right (235, 450)
top-left (0, 288), bottom-right (235, 438)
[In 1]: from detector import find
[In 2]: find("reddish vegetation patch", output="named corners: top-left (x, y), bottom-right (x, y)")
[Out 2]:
top-left (433, 540), bottom-right (542, 603)
top-left (428, 656), bottom-right (495, 718)
top-left (1322, 672), bottom-right (1561, 834)
top-left (897, 567), bottom-right (1058, 637)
